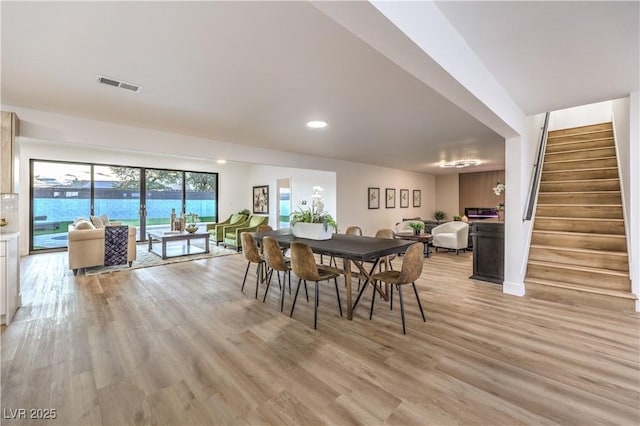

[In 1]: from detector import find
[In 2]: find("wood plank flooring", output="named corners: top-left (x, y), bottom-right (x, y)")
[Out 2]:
top-left (2, 249), bottom-right (639, 425)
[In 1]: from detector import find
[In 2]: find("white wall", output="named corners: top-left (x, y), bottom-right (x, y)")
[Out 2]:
top-left (628, 92), bottom-right (640, 309)
top-left (548, 100), bottom-right (613, 130)
top-left (612, 97), bottom-right (631, 232)
top-left (247, 164), bottom-right (336, 229)
top-left (334, 161), bottom-right (435, 236)
top-left (435, 174), bottom-right (459, 218)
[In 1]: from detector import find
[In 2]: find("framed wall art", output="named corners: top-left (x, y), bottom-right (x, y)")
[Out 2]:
top-left (385, 188), bottom-right (396, 208)
top-left (253, 185), bottom-right (269, 214)
top-left (400, 189), bottom-right (409, 208)
top-left (368, 187), bottom-right (380, 209)
top-left (413, 190), bottom-right (421, 207)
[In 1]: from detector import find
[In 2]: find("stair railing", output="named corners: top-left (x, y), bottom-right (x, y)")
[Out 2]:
top-left (524, 112), bottom-right (550, 221)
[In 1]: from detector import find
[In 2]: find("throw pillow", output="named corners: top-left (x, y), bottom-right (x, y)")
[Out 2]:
top-left (90, 215), bottom-right (104, 228)
top-left (74, 219), bottom-right (95, 230)
top-left (100, 214), bottom-right (111, 226)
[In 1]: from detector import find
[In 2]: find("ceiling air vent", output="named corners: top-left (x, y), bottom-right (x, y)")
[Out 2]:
top-left (97, 75), bottom-right (142, 93)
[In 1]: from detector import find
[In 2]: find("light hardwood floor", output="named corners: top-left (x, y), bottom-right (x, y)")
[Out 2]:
top-left (2, 248), bottom-right (639, 425)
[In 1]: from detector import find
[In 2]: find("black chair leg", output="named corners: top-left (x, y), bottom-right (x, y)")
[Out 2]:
top-left (304, 280), bottom-right (309, 302)
top-left (412, 282), bottom-right (426, 322)
top-left (262, 268), bottom-right (273, 303)
top-left (390, 283), bottom-right (393, 311)
top-left (369, 281), bottom-right (377, 320)
top-left (314, 281), bottom-right (319, 330)
top-left (255, 263), bottom-right (262, 299)
top-left (334, 278), bottom-right (343, 317)
top-left (398, 284), bottom-right (406, 335)
top-left (241, 262), bottom-right (250, 292)
top-left (290, 278), bottom-right (303, 317)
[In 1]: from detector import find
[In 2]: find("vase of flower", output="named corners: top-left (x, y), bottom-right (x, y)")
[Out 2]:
top-left (497, 209), bottom-right (505, 222)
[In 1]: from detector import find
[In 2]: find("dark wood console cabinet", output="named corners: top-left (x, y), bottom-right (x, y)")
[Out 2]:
top-left (470, 221), bottom-right (504, 284)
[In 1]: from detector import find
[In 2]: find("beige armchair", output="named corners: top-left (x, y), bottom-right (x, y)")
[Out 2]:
top-left (68, 226), bottom-right (137, 275)
top-left (431, 221), bottom-right (469, 255)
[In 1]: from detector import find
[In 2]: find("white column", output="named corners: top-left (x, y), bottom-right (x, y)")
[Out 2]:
top-left (629, 92), bottom-right (640, 311)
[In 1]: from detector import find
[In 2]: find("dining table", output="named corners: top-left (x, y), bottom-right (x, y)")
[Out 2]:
top-left (253, 228), bottom-right (416, 320)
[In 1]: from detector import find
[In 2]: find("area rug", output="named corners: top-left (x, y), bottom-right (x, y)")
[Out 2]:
top-left (81, 243), bottom-right (238, 276)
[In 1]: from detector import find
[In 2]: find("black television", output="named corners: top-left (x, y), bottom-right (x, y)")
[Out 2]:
top-left (465, 207), bottom-right (498, 220)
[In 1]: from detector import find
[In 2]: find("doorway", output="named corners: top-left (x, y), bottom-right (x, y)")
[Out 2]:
top-left (276, 178), bottom-right (291, 229)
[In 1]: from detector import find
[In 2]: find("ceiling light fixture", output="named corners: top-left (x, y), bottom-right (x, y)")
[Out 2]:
top-left (216, 159), bottom-right (227, 164)
top-left (439, 159), bottom-right (480, 168)
top-left (306, 120), bottom-right (328, 129)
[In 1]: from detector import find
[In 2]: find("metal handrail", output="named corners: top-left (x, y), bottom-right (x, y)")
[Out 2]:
top-left (524, 112), bottom-right (550, 221)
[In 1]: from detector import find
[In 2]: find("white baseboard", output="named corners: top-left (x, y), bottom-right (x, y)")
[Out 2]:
top-left (503, 280), bottom-right (525, 297)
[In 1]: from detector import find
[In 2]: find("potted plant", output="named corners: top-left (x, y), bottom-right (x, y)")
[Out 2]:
top-left (453, 214), bottom-right (462, 221)
top-left (290, 186), bottom-right (337, 240)
top-left (493, 182), bottom-right (505, 221)
top-left (433, 210), bottom-right (447, 222)
top-left (408, 221), bottom-right (424, 236)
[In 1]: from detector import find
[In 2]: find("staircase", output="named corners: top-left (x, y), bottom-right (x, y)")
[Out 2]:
top-left (525, 122), bottom-right (636, 311)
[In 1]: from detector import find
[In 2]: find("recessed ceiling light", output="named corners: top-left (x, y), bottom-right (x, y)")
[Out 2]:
top-left (306, 120), bottom-right (328, 129)
top-left (217, 159), bottom-right (226, 164)
top-left (439, 159), bottom-right (480, 168)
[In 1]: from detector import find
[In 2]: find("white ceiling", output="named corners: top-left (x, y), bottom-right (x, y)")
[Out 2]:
top-left (1, 1), bottom-right (638, 175)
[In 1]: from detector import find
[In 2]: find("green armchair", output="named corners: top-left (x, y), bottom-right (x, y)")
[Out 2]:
top-left (207, 213), bottom-right (248, 245)
top-left (223, 215), bottom-right (269, 251)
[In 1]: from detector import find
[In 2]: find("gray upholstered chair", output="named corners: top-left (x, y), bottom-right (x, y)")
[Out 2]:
top-left (431, 221), bottom-right (469, 255)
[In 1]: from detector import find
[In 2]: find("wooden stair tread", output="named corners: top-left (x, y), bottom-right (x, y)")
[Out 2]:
top-left (548, 129), bottom-right (612, 137)
top-left (544, 156), bottom-right (616, 165)
top-left (547, 136), bottom-right (613, 142)
top-left (536, 203), bottom-right (622, 207)
top-left (542, 167), bottom-right (617, 173)
top-left (529, 244), bottom-right (628, 257)
top-left (534, 216), bottom-right (623, 222)
top-left (532, 229), bottom-right (626, 238)
top-left (545, 146), bottom-right (615, 155)
top-left (537, 191), bottom-right (621, 196)
top-left (525, 278), bottom-right (637, 300)
top-left (527, 260), bottom-right (629, 277)
top-left (539, 178), bottom-right (619, 184)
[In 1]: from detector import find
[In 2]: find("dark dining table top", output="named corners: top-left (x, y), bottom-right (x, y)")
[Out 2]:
top-left (253, 228), bottom-right (416, 262)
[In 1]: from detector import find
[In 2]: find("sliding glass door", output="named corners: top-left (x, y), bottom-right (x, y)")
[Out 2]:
top-left (30, 159), bottom-right (218, 252)
top-left (31, 161), bottom-right (91, 250)
top-left (94, 165), bottom-right (142, 239)
top-left (144, 169), bottom-right (183, 233)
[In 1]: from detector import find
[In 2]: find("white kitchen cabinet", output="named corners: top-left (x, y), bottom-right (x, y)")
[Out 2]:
top-left (1, 232), bottom-right (19, 325)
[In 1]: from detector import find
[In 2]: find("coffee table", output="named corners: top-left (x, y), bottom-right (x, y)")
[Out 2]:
top-left (147, 230), bottom-right (210, 259)
top-left (395, 232), bottom-right (433, 257)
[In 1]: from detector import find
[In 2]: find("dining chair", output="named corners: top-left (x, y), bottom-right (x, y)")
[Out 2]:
top-left (240, 232), bottom-right (266, 299)
top-left (369, 242), bottom-right (426, 334)
top-left (289, 242), bottom-right (343, 330)
top-left (375, 228), bottom-right (396, 271)
top-left (256, 225), bottom-right (273, 233)
top-left (345, 226), bottom-right (363, 236)
top-left (262, 236), bottom-right (308, 311)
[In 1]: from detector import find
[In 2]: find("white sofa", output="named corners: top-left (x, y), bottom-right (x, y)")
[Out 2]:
top-left (394, 220), bottom-right (424, 236)
top-left (431, 221), bottom-right (469, 255)
top-left (68, 219), bottom-right (136, 275)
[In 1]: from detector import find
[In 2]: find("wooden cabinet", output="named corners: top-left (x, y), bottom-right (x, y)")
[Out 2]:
top-left (1, 111), bottom-right (18, 194)
top-left (1, 233), bottom-right (20, 325)
top-left (470, 221), bottom-right (504, 284)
